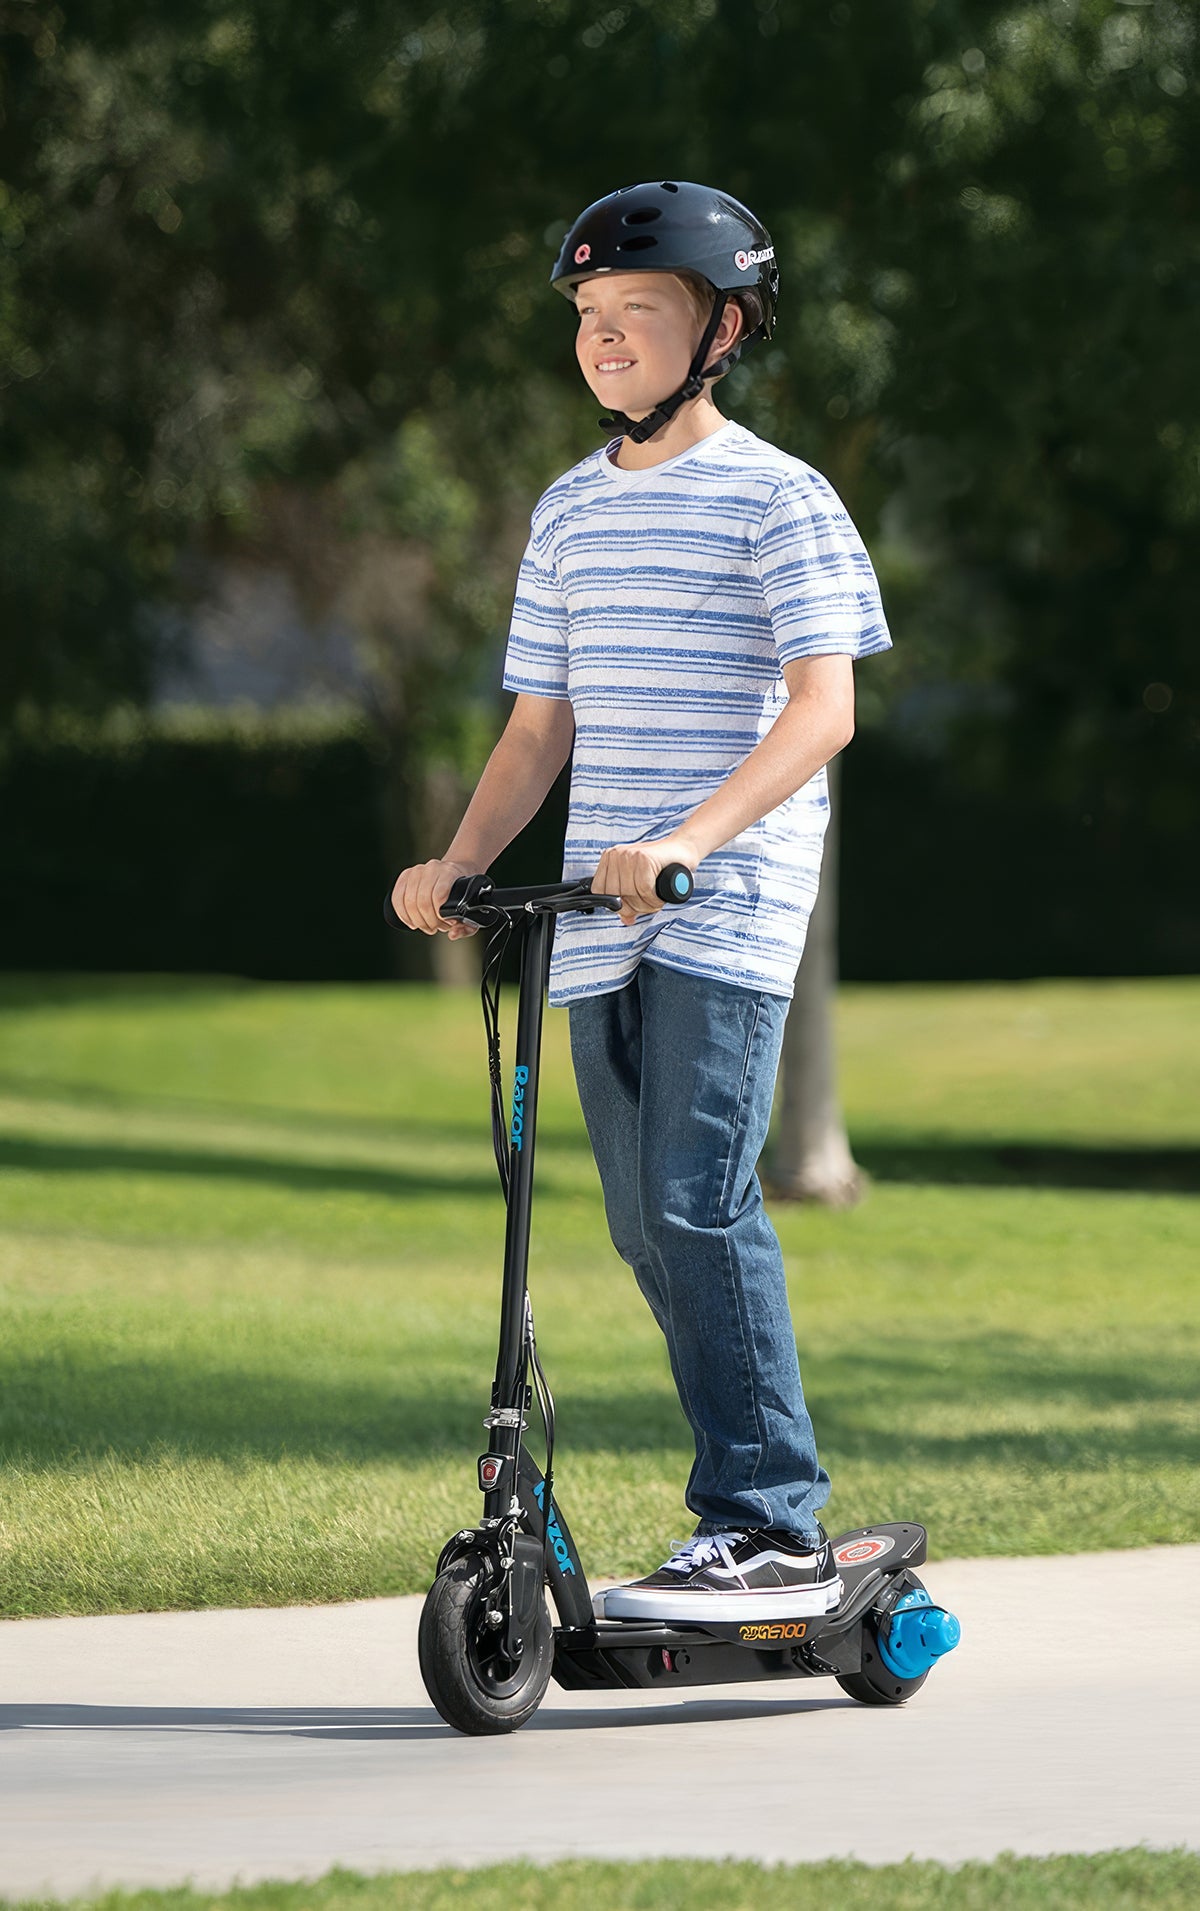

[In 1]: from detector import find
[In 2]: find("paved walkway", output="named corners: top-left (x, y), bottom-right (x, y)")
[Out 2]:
top-left (1, 1547), bottom-right (1197, 1897)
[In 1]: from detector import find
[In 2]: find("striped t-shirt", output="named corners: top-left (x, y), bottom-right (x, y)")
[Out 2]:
top-left (501, 419), bottom-right (892, 1006)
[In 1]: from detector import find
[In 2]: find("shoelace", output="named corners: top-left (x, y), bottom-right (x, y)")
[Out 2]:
top-left (661, 1532), bottom-right (748, 1577)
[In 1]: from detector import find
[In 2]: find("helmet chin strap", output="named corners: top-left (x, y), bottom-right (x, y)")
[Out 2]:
top-left (599, 293), bottom-right (731, 446)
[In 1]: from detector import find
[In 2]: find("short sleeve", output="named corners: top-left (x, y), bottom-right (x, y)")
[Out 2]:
top-left (753, 471), bottom-right (892, 666)
top-left (501, 514), bottom-right (571, 701)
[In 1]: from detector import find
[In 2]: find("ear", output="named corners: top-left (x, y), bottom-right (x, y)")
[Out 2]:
top-left (704, 296), bottom-right (745, 372)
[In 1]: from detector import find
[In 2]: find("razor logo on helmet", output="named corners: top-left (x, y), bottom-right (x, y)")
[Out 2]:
top-left (734, 246), bottom-right (775, 270)
top-left (574, 243), bottom-right (591, 264)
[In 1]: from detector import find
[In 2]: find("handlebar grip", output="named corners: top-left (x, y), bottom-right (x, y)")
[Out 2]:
top-left (440, 874), bottom-right (493, 917)
top-left (384, 874), bottom-right (492, 928)
top-left (655, 863), bottom-right (694, 904)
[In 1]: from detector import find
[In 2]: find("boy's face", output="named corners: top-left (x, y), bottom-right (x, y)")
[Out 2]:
top-left (573, 271), bottom-right (705, 417)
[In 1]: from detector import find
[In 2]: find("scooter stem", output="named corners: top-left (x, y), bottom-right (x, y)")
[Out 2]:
top-left (484, 907), bottom-right (552, 1513)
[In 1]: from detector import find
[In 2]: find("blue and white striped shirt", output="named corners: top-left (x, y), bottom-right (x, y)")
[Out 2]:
top-left (501, 420), bottom-right (892, 1005)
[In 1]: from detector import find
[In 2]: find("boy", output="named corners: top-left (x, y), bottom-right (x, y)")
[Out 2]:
top-left (391, 181), bottom-right (892, 1622)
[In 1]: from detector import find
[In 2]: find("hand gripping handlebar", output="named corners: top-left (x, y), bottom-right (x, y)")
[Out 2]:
top-left (383, 863), bottom-right (694, 933)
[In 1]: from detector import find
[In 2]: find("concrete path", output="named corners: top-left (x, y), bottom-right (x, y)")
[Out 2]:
top-left (1, 1547), bottom-right (1197, 1898)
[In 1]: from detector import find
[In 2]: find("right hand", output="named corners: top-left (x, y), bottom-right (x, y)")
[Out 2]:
top-left (390, 859), bottom-right (482, 939)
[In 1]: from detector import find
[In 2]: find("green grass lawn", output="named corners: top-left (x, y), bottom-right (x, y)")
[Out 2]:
top-left (7, 1852), bottom-right (1200, 1910)
top-left (0, 972), bottom-right (1197, 1617)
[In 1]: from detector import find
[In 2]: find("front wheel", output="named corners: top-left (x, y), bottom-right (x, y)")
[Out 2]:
top-left (418, 1551), bottom-right (553, 1735)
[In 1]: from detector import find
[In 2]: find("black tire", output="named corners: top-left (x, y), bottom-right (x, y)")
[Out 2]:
top-left (418, 1552), bottom-right (553, 1736)
top-left (837, 1576), bottom-right (931, 1707)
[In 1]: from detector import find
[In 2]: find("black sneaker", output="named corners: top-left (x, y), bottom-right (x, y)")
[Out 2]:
top-left (597, 1526), bottom-right (843, 1622)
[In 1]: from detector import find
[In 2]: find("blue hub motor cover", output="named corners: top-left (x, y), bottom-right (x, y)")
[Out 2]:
top-left (878, 1587), bottom-right (961, 1680)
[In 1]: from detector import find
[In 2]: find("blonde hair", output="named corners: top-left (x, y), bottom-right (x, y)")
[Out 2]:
top-left (673, 270), bottom-right (761, 363)
top-left (674, 269), bottom-right (718, 324)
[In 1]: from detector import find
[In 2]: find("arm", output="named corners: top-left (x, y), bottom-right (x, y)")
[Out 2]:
top-left (594, 655), bottom-right (854, 925)
top-left (391, 693), bottom-right (575, 938)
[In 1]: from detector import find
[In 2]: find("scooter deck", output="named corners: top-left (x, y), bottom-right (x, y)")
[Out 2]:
top-left (550, 1523), bottom-right (927, 1693)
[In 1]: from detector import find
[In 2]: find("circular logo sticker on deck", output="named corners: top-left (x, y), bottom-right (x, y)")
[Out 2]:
top-left (835, 1534), bottom-right (896, 1566)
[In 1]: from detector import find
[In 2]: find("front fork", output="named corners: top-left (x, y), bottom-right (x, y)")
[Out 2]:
top-left (435, 1453), bottom-right (593, 1653)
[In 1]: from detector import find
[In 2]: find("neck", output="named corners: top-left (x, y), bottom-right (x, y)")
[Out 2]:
top-left (611, 391), bottom-right (730, 470)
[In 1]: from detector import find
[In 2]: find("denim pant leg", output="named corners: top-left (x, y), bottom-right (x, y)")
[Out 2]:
top-left (569, 959), bottom-right (831, 1543)
top-left (566, 974), bottom-right (673, 1336)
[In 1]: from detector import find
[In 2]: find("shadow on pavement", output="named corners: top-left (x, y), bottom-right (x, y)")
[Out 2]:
top-left (0, 1695), bottom-right (854, 1737)
top-left (0, 1704), bottom-right (449, 1740)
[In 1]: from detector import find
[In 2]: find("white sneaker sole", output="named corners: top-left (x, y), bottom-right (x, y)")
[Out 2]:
top-left (596, 1574), bottom-right (845, 1624)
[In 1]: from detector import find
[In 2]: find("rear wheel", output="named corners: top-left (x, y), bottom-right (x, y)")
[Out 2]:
top-left (837, 1574), bottom-right (931, 1707)
top-left (418, 1551), bottom-right (553, 1736)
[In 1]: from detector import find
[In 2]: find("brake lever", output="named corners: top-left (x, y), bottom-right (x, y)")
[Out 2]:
top-left (533, 888), bottom-right (623, 916)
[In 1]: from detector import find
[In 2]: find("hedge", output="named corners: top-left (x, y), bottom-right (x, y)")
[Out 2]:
top-left (0, 712), bottom-right (1194, 982)
top-left (0, 711), bottom-right (397, 983)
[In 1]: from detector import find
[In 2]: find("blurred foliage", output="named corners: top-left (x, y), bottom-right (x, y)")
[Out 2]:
top-left (0, 0), bottom-right (1196, 860)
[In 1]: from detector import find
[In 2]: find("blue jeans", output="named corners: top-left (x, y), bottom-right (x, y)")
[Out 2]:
top-left (567, 959), bottom-right (831, 1544)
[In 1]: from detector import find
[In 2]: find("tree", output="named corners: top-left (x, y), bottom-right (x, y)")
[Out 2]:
top-left (2, 1), bottom-right (1194, 1003)
top-left (770, 757), bottom-right (863, 1206)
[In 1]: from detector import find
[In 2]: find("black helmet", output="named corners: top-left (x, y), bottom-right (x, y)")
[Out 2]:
top-left (551, 180), bottom-right (779, 445)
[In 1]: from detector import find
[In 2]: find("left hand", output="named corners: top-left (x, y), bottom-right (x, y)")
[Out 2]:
top-left (593, 835), bottom-right (698, 927)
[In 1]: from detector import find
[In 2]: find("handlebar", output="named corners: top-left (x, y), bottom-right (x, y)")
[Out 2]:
top-left (383, 863), bottom-right (694, 933)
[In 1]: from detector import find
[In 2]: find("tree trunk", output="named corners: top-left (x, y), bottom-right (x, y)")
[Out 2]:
top-left (768, 755), bottom-right (865, 1206)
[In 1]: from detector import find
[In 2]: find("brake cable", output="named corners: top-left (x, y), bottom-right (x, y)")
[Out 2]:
top-left (478, 908), bottom-right (514, 1201)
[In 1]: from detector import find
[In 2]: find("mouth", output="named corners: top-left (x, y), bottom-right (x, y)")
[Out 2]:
top-left (594, 358), bottom-right (636, 374)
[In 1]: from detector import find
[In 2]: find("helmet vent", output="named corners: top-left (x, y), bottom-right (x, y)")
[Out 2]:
top-left (623, 206), bottom-right (662, 225)
top-left (660, 181), bottom-right (679, 192)
top-left (617, 235), bottom-right (659, 251)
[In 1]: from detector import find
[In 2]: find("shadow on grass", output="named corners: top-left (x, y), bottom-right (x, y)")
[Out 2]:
top-left (1, 1336), bottom-right (1196, 1472)
top-left (807, 1340), bottom-right (1200, 1472)
top-left (0, 1353), bottom-right (685, 1465)
top-left (0, 1071), bottom-right (486, 1145)
top-left (5, 1117), bottom-right (1195, 1199)
top-left (0, 1131), bottom-right (502, 1202)
top-left (847, 1139), bottom-right (1200, 1195)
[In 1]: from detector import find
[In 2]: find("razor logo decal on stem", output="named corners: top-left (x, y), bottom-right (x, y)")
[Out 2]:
top-left (510, 1064), bottom-right (529, 1150)
top-left (533, 1479), bottom-right (577, 1576)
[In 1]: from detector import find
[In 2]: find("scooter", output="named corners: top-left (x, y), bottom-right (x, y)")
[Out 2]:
top-left (386, 867), bottom-right (960, 1736)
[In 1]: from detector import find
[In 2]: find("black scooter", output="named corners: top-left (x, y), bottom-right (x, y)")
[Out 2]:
top-left (387, 867), bottom-right (960, 1736)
